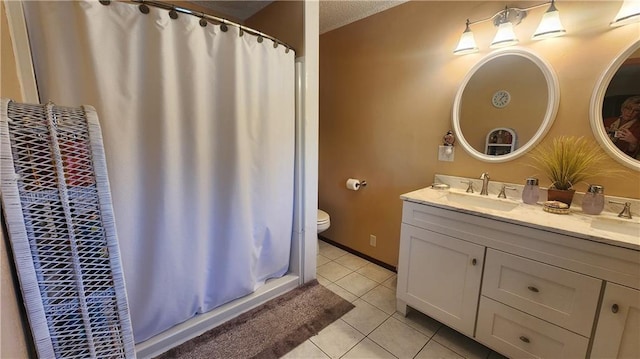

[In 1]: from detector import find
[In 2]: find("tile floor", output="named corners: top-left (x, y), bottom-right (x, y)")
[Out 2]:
top-left (283, 240), bottom-right (508, 359)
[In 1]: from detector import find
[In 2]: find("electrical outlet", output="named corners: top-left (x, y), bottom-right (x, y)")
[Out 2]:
top-left (369, 234), bottom-right (377, 247)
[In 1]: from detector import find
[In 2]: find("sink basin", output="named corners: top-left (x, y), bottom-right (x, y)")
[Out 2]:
top-left (445, 192), bottom-right (519, 212)
top-left (590, 217), bottom-right (640, 237)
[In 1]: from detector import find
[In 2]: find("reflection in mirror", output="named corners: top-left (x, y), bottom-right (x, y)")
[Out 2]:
top-left (453, 48), bottom-right (560, 163)
top-left (460, 57), bottom-right (546, 154)
top-left (590, 40), bottom-right (640, 170)
top-left (603, 51), bottom-right (640, 158)
top-left (485, 127), bottom-right (517, 155)
top-left (603, 95), bottom-right (640, 157)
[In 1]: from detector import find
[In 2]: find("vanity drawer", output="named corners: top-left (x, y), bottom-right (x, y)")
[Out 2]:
top-left (476, 297), bottom-right (589, 359)
top-left (402, 200), bottom-right (437, 230)
top-left (482, 249), bottom-right (602, 337)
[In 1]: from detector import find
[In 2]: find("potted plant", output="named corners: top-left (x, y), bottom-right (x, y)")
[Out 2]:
top-left (528, 136), bottom-right (609, 207)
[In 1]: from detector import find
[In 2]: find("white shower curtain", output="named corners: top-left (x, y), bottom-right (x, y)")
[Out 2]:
top-left (22, 1), bottom-right (295, 342)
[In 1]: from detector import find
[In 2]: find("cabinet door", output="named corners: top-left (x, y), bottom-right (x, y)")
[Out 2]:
top-left (397, 224), bottom-right (485, 337)
top-left (591, 283), bottom-right (640, 359)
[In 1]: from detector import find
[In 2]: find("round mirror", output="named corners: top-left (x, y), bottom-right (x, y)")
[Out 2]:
top-left (590, 39), bottom-right (640, 171)
top-left (453, 48), bottom-right (560, 162)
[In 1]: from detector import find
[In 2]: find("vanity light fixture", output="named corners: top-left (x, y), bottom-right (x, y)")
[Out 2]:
top-left (490, 6), bottom-right (523, 48)
top-left (490, 21), bottom-right (519, 48)
top-left (453, 20), bottom-right (479, 55)
top-left (611, 0), bottom-right (640, 27)
top-left (532, 0), bottom-right (566, 40)
top-left (454, 0), bottom-right (566, 55)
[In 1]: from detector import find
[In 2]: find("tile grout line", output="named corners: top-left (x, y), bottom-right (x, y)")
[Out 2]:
top-left (317, 242), bottom-right (499, 359)
top-left (319, 247), bottom-right (402, 357)
top-left (337, 315), bottom-right (400, 359)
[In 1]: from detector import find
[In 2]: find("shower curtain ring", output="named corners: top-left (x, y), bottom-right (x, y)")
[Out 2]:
top-left (138, 2), bottom-right (150, 14)
top-left (273, 40), bottom-right (278, 49)
top-left (169, 7), bottom-right (178, 19)
top-left (239, 26), bottom-right (244, 37)
top-left (257, 35), bottom-right (264, 43)
top-left (199, 13), bottom-right (207, 27)
top-left (220, 21), bottom-right (228, 32)
top-left (99, 0), bottom-right (111, 5)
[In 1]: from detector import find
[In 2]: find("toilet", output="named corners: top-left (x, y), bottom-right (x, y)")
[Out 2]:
top-left (317, 209), bottom-right (330, 234)
top-left (316, 209), bottom-right (331, 253)
top-left (317, 209), bottom-right (330, 251)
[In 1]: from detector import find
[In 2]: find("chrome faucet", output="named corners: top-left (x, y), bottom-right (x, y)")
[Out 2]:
top-left (497, 184), bottom-right (516, 199)
top-left (462, 180), bottom-right (474, 193)
top-left (610, 201), bottom-right (632, 219)
top-left (480, 172), bottom-right (490, 196)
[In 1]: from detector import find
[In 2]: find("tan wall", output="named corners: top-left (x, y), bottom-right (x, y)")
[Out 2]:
top-left (1, 3), bottom-right (31, 358)
top-left (1, 4), bottom-right (21, 100)
top-left (319, 1), bottom-right (640, 267)
top-left (245, 1), bottom-right (304, 57)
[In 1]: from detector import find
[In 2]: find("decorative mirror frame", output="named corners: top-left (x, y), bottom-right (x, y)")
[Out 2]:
top-left (452, 47), bottom-right (560, 162)
top-left (589, 39), bottom-right (640, 171)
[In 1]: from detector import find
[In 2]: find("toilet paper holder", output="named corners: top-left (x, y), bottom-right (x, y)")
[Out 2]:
top-left (345, 178), bottom-right (367, 191)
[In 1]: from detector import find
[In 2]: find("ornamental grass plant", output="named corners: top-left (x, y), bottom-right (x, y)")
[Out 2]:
top-left (528, 136), bottom-right (610, 191)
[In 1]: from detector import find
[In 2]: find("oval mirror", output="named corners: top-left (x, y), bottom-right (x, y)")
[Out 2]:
top-left (453, 48), bottom-right (560, 162)
top-left (590, 39), bottom-right (640, 171)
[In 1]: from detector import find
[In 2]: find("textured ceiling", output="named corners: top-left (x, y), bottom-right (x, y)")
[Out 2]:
top-left (319, 1), bottom-right (407, 34)
top-left (189, 1), bottom-right (408, 34)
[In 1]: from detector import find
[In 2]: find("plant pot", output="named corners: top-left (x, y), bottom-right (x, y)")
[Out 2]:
top-left (547, 188), bottom-right (576, 207)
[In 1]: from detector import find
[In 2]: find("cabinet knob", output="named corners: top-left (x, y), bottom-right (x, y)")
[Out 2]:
top-left (519, 336), bottom-right (530, 343)
top-left (471, 258), bottom-right (477, 266)
top-left (527, 286), bottom-right (539, 293)
top-left (612, 304), bottom-right (619, 313)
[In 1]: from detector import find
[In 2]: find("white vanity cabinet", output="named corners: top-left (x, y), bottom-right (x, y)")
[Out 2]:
top-left (591, 283), bottom-right (640, 359)
top-left (396, 197), bottom-right (640, 359)
top-left (396, 223), bottom-right (484, 337)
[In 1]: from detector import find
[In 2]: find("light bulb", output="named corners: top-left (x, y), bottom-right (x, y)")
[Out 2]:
top-left (490, 22), bottom-right (518, 48)
top-left (611, 0), bottom-right (640, 27)
top-left (454, 21), bottom-right (479, 55)
top-left (532, 2), bottom-right (566, 40)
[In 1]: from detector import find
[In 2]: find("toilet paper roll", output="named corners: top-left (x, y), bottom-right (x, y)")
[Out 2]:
top-left (346, 178), bottom-right (361, 191)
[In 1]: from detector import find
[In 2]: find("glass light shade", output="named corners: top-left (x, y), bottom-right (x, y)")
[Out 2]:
top-left (490, 22), bottom-right (518, 48)
top-left (454, 30), bottom-right (479, 55)
top-left (611, 0), bottom-right (640, 27)
top-left (532, 5), bottom-right (566, 40)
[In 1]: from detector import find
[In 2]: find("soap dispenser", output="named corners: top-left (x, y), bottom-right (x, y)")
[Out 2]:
top-left (522, 177), bottom-right (540, 204)
top-left (583, 185), bottom-right (604, 215)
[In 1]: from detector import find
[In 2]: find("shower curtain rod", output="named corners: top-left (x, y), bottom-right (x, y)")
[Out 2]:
top-left (101, 0), bottom-right (295, 53)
